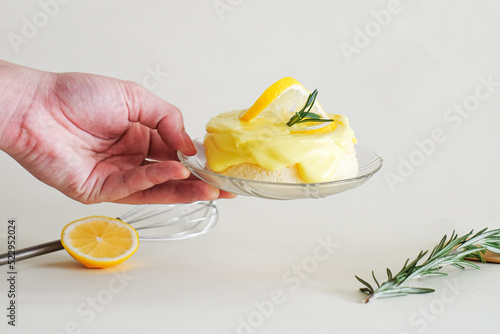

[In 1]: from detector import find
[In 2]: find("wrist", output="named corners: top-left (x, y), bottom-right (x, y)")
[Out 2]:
top-left (0, 60), bottom-right (51, 155)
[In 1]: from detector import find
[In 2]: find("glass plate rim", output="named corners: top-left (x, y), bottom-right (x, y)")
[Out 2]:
top-left (178, 138), bottom-right (383, 188)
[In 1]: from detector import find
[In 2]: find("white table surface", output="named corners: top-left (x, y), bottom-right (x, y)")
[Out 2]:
top-left (1, 1), bottom-right (500, 333)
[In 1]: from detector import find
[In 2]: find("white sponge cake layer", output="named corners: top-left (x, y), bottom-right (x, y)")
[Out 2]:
top-left (218, 145), bottom-right (358, 183)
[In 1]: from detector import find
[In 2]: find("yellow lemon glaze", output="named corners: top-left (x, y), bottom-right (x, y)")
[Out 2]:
top-left (204, 110), bottom-right (357, 183)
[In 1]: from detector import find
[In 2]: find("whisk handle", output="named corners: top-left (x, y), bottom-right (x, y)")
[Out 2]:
top-left (0, 240), bottom-right (64, 266)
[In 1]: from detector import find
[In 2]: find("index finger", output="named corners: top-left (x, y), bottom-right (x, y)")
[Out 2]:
top-left (124, 82), bottom-right (196, 155)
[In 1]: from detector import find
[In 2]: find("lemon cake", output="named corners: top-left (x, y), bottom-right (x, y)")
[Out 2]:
top-left (203, 78), bottom-right (358, 183)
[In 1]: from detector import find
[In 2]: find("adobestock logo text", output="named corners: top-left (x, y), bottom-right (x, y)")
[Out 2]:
top-left (340, 0), bottom-right (404, 64)
top-left (385, 74), bottom-right (499, 191)
top-left (7, 0), bottom-right (72, 54)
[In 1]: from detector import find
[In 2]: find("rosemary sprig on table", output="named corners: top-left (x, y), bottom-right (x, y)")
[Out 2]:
top-left (356, 228), bottom-right (500, 303)
top-left (286, 89), bottom-right (334, 126)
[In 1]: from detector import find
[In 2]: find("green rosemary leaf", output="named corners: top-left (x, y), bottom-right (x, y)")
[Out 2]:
top-left (429, 234), bottom-right (448, 259)
top-left (421, 271), bottom-right (448, 277)
top-left (373, 291), bottom-right (410, 299)
top-left (372, 271), bottom-right (380, 288)
top-left (386, 268), bottom-right (393, 281)
top-left (457, 260), bottom-right (481, 269)
top-left (295, 118), bottom-right (334, 124)
top-left (355, 275), bottom-right (374, 294)
top-left (456, 247), bottom-right (486, 259)
top-left (452, 263), bottom-right (465, 270)
top-left (303, 112), bottom-right (321, 119)
top-left (398, 287), bottom-right (435, 294)
top-left (482, 242), bottom-right (500, 253)
top-left (471, 228), bottom-right (488, 240)
top-left (303, 89), bottom-right (318, 112)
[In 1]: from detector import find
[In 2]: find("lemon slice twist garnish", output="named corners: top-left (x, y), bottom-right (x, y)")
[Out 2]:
top-left (239, 77), bottom-right (302, 122)
top-left (239, 77), bottom-right (336, 135)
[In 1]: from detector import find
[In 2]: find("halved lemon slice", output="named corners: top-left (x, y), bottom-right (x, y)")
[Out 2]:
top-left (240, 77), bottom-right (329, 122)
top-left (61, 216), bottom-right (139, 269)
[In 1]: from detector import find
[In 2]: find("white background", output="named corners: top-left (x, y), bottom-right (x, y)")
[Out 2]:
top-left (1, 1), bottom-right (500, 333)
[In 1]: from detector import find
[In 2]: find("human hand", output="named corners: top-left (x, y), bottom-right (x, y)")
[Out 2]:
top-left (0, 62), bottom-right (235, 204)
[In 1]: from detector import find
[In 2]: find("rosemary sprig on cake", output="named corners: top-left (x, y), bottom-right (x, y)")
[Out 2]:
top-left (355, 228), bottom-right (500, 303)
top-left (286, 89), bottom-right (334, 126)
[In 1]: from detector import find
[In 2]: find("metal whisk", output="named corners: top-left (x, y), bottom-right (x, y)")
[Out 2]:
top-left (0, 201), bottom-right (218, 266)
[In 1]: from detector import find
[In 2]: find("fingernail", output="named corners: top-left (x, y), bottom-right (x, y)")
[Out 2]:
top-left (182, 130), bottom-right (196, 154)
top-left (206, 186), bottom-right (220, 201)
top-left (179, 165), bottom-right (191, 179)
top-left (222, 191), bottom-right (238, 199)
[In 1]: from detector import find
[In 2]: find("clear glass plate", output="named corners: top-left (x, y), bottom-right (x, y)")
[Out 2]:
top-left (178, 139), bottom-right (383, 200)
